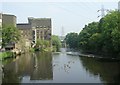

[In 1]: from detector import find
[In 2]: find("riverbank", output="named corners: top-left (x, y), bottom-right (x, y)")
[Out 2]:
top-left (0, 48), bottom-right (24, 60)
top-left (79, 53), bottom-right (120, 62)
top-left (30, 47), bottom-right (52, 52)
top-left (80, 49), bottom-right (120, 61)
top-left (0, 51), bottom-right (15, 60)
top-left (66, 48), bottom-right (120, 61)
top-left (0, 46), bottom-right (53, 61)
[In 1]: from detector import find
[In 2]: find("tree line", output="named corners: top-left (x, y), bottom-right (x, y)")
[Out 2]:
top-left (65, 10), bottom-right (120, 58)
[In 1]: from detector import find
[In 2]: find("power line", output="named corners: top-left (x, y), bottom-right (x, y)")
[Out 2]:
top-left (97, 5), bottom-right (109, 18)
top-left (75, 2), bottom-right (95, 13)
top-left (51, 3), bottom-right (96, 20)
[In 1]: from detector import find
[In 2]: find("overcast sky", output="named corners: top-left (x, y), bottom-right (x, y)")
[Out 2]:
top-left (1, 0), bottom-right (119, 36)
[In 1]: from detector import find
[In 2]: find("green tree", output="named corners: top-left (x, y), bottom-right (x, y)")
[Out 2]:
top-left (36, 39), bottom-right (50, 50)
top-left (65, 32), bottom-right (78, 49)
top-left (78, 10), bottom-right (120, 57)
top-left (52, 35), bottom-right (61, 52)
top-left (78, 22), bottom-right (99, 51)
top-left (2, 25), bottom-right (20, 47)
top-left (100, 11), bottom-right (118, 54)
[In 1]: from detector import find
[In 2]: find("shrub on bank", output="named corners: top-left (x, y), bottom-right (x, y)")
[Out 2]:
top-left (0, 51), bottom-right (14, 60)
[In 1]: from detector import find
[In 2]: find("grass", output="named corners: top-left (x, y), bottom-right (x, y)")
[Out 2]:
top-left (43, 47), bottom-right (52, 52)
top-left (29, 48), bottom-right (35, 52)
top-left (30, 47), bottom-right (52, 52)
top-left (0, 51), bottom-right (14, 60)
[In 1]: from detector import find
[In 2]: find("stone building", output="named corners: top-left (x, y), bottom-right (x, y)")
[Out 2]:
top-left (17, 23), bottom-right (32, 50)
top-left (2, 13), bottom-right (52, 50)
top-left (2, 14), bottom-right (16, 27)
top-left (17, 17), bottom-right (52, 47)
top-left (2, 14), bottom-right (17, 50)
top-left (28, 17), bottom-right (52, 44)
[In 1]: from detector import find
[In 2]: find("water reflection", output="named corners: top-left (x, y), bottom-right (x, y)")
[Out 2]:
top-left (2, 48), bottom-right (120, 84)
top-left (80, 57), bottom-right (120, 83)
top-left (31, 52), bottom-right (53, 80)
top-left (0, 58), bottom-right (2, 85)
top-left (2, 52), bottom-right (53, 83)
top-left (52, 49), bottom-right (101, 83)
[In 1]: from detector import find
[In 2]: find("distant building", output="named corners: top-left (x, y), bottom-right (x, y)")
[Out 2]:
top-left (2, 13), bottom-right (52, 50)
top-left (59, 36), bottom-right (65, 42)
top-left (2, 14), bottom-right (16, 27)
top-left (59, 36), bottom-right (66, 48)
top-left (28, 17), bottom-right (52, 44)
top-left (2, 14), bottom-right (17, 50)
top-left (17, 23), bottom-right (32, 49)
top-left (17, 17), bottom-right (52, 46)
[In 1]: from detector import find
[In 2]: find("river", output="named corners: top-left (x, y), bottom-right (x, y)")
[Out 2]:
top-left (1, 48), bottom-right (120, 84)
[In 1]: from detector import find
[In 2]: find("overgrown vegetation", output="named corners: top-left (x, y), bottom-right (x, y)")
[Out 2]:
top-left (65, 32), bottom-right (78, 49)
top-left (34, 35), bottom-right (61, 52)
top-left (52, 35), bottom-right (61, 52)
top-left (2, 25), bottom-right (20, 47)
top-left (1, 25), bottom-right (20, 59)
top-left (34, 39), bottom-right (51, 51)
top-left (0, 51), bottom-right (14, 60)
top-left (65, 10), bottom-right (120, 58)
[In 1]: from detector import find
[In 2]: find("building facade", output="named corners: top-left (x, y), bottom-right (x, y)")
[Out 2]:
top-left (17, 17), bottom-right (52, 47)
top-left (2, 13), bottom-right (52, 50)
top-left (28, 17), bottom-right (52, 44)
top-left (2, 14), bottom-right (16, 27)
top-left (17, 23), bottom-right (32, 49)
top-left (2, 14), bottom-right (17, 50)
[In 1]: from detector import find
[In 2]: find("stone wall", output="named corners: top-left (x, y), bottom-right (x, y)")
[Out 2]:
top-left (2, 14), bottom-right (16, 27)
top-left (17, 24), bottom-right (32, 51)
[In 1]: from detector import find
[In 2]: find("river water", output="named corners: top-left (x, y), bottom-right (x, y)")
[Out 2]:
top-left (2, 48), bottom-right (120, 84)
